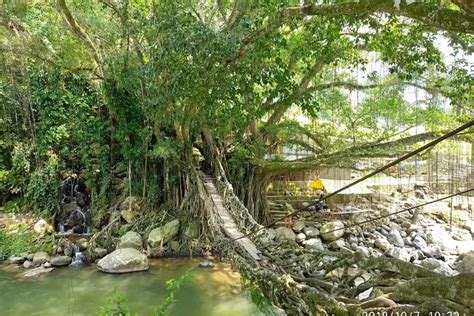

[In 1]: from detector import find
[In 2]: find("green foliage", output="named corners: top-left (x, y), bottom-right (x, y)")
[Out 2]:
top-left (241, 278), bottom-right (276, 316)
top-left (154, 270), bottom-right (194, 316)
top-left (98, 287), bottom-right (135, 316)
top-left (0, 229), bottom-right (36, 261)
top-left (25, 151), bottom-right (60, 216)
top-left (0, 0), bottom-right (471, 215)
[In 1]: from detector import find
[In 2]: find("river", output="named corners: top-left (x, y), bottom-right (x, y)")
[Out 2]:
top-left (0, 258), bottom-right (267, 316)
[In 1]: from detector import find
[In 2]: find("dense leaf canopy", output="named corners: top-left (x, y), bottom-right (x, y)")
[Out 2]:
top-left (0, 0), bottom-right (472, 212)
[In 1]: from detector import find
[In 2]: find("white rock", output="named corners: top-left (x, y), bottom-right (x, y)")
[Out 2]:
top-left (320, 221), bottom-right (345, 241)
top-left (274, 227), bottom-right (296, 242)
top-left (33, 219), bottom-right (53, 235)
top-left (303, 238), bottom-right (324, 251)
top-left (97, 248), bottom-right (149, 274)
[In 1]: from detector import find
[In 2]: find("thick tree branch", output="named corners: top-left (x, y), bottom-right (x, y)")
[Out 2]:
top-left (286, 1), bottom-right (474, 34)
top-left (263, 58), bottom-right (326, 130)
top-left (260, 129), bottom-right (473, 176)
top-left (58, 0), bottom-right (103, 75)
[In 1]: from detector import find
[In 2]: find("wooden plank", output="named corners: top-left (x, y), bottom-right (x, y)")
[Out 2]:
top-left (202, 177), bottom-right (261, 261)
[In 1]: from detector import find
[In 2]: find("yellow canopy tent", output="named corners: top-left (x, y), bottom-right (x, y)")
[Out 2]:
top-left (308, 178), bottom-right (325, 190)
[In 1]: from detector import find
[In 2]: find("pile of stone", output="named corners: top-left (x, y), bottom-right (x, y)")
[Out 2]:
top-left (266, 196), bottom-right (474, 278)
top-left (96, 219), bottom-right (184, 273)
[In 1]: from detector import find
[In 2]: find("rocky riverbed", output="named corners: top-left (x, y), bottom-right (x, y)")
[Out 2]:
top-left (266, 191), bottom-right (474, 287)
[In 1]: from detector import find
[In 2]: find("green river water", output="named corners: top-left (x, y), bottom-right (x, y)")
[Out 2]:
top-left (0, 258), bottom-right (266, 316)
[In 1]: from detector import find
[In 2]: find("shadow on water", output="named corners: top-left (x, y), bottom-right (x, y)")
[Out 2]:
top-left (0, 258), bottom-right (265, 316)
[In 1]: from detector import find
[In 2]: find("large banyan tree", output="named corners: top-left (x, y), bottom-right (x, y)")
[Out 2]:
top-left (0, 0), bottom-right (473, 221)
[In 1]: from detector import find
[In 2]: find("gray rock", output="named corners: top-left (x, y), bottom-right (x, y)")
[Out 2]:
top-left (355, 246), bottom-right (370, 257)
top-left (32, 252), bottom-right (50, 265)
top-left (412, 235), bottom-right (427, 249)
top-left (117, 231), bottom-right (143, 250)
top-left (24, 267), bottom-right (54, 278)
top-left (26, 253), bottom-right (34, 261)
top-left (274, 227), bottom-right (296, 241)
top-left (199, 260), bottom-right (214, 268)
top-left (387, 229), bottom-right (404, 247)
top-left (422, 245), bottom-right (443, 258)
top-left (42, 262), bottom-right (52, 268)
top-left (320, 221), bottom-right (345, 241)
top-left (8, 256), bottom-right (25, 264)
top-left (148, 219), bottom-right (180, 248)
top-left (386, 247), bottom-right (411, 262)
top-left (94, 248), bottom-right (108, 258)
top-left (296, 233), bottom-right (306, 243)
top-left (303, 238), bottom-right (324, 251)
top-left (120, 210), bottom-right (135, 224)
top-left (328, 239), bottom-right (346, 250)
top-left (348, 236), bottom-right (359, 244)
top-left (420, 258), bottom-right (456, 276)
top-left (374, 238), bottom-right (392, 252)
top-left (23, 260), bottom-right (32, 269)
top-left (50, 256), bottom-right (72, 267)
top-left (76, 238), bottom-right (89, 251)
top-left (97, 248), bottom-right (149, 273)
top-left (302, 226), bottom-right (319, 238)
top-left (454, 251), bottom-right (474, 273)
top-left (292, 220), bottom-right (305, 233)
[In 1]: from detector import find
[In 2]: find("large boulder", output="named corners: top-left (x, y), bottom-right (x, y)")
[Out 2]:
top-left (50, 256), bottom-right (72, 267)
top-left (97, 248), bottom-right (149, 273)
top-left (320, 221), bottom-right (345, 241)
top-left (32, 252), bottom-right (50, 265)
top-left (117, 231), bottom-right (143, 250)
top-left (148, 220), bottom-right (180, 248)
top-left (274, 227), bottom-right (296, 242)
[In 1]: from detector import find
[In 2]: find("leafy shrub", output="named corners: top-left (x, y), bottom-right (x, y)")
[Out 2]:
top-left (25, 151), bottom-right (60, 216)
top-left (0, 229), bottom-right (36, 261)
top-left (8, 143), bottom-right (32, 196)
